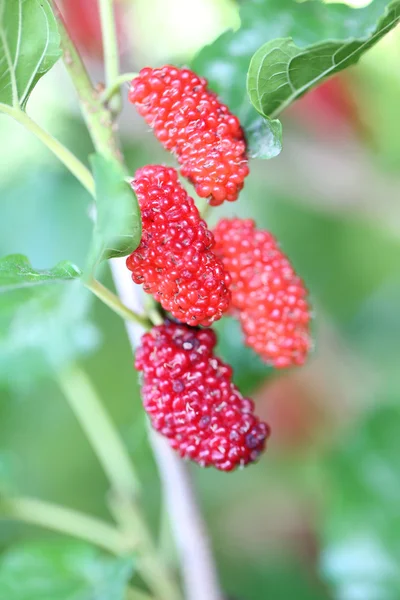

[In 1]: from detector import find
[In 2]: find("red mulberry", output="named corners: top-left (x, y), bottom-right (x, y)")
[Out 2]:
top-left (129, 66), bottom-right (249, 206)
top-left (136, 322), bottom-right (270, 471)
top-left (126, 165), bottom-right (231, 327)
top-left (213, 218), bottom-right (312, 368)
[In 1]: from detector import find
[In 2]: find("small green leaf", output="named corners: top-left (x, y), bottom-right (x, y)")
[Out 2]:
top-left (320, 406), bottom-right (400, 599)
top-left (87, 154), bottom-right (141, 275)
top-left (0, 255), bottom-right (98, 385)
top-left (246, 115), bottom-right (282, 160)
top-left (0, 540), bottom-right (134, 600)
top-left (0, 254), bottom-right (81, 290)
top-left (0, 0), bottom-right (61, 108)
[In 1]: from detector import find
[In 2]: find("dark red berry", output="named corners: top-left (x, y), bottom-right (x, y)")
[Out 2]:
top-left (213, 218), bottom-right (312, 368)
top-left (126, 165), bottom-right (231, 327)
top-left (135, 322), bottom-right (270, 471)
top-left (129, 66), bottom-right (249, 206)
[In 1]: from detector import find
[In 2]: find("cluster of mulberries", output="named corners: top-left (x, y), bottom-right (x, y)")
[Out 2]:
top-left (126, 165), bottom-right (231, 327)
top-left (129, 66), bottom-right (248, 206)
top-left (127, 65), bottom-right (312, 470)
top-left (135, 322), bottom-right (270, 471)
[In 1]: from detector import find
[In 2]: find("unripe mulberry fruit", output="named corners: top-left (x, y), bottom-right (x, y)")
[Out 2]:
top-left (126, 165), bottom-right (231, 327)
top-left (213, 218), bottom-right (312, 368)
top-left (129, 66), bottom-right (249, 206)
top-left (136, 322), bottom-right (270, 471)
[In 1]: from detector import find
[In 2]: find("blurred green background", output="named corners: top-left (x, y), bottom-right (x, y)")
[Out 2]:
top-left (1, 0), bottom-right (400, 598)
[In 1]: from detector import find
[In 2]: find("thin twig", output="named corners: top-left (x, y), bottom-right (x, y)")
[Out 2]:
top-left (110, 257), bottom-right (224, 600)
top-left (100, 72), bottom-right (139, 103)
top-left (149, 428), bottom-right (223, 600)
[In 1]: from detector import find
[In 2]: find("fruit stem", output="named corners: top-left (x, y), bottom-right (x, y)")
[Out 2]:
top-left (98, 0), bottom-right (122, 115)
top-left (2, 496), bottom-right (129, 554)
top-left (200, 202), bottom-right (212, 222)
top-left (100, 72), bottom-right (140, 104)
top-left (145, 296), bottom-right (165, 326)
top-left (0, 104), bottom-right (95, 196)
top-left (57, 363), bottom-right (141, 498)
top-left (85, 277), bottom-right (152, 329)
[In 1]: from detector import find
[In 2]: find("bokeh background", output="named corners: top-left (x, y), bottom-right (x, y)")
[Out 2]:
top-left (1, 0), bottom-right (400, 598)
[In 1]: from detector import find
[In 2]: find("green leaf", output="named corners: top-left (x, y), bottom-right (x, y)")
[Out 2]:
top-left (0, 0), bottom-right (61, 108)
top-left (87, 154), bottom-right (141, 275)
top-left (247, 0), bottom-right (400, 118)
top-left (320, 406), bottom-right (400, 599)
top-left (0, 255), bottom-right (98, 385)
top-left (0, 254), bottom-right (81, 290)
top-left (0, 540), bottom-right (134, 600)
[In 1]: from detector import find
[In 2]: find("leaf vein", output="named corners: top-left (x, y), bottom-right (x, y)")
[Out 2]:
top-left (20, 0), bottom-right (50, 106)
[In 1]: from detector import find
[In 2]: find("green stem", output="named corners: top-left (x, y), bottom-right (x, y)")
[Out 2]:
top-left (85, 278), bottom-right (152, 329)
top-left (98, 0), bottom-right (122, 114)
top-left (110, 496), bottom-right (182, 600)
top-left (101, 72), bottom-right (140, 103)
top-left (148, 308), bottom-right (164, 327)
top-left (58, 364), bottom-right (140, 498)
top-left (3, 496), bottom-right (129, 554)
top-left (200, 202), bottom-right (212, 222)
top-left (0, 104), bottom-right (95, 196)
top-left (49, 0), bottom-right (122, 164)
top-left (144, 297), bottom-right (164, 327)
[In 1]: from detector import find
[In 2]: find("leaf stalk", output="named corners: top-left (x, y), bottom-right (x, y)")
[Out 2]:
top-left (100, 72), bottom-right (140, 103)
top-left (2, 496), bottom-right (130, 554)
